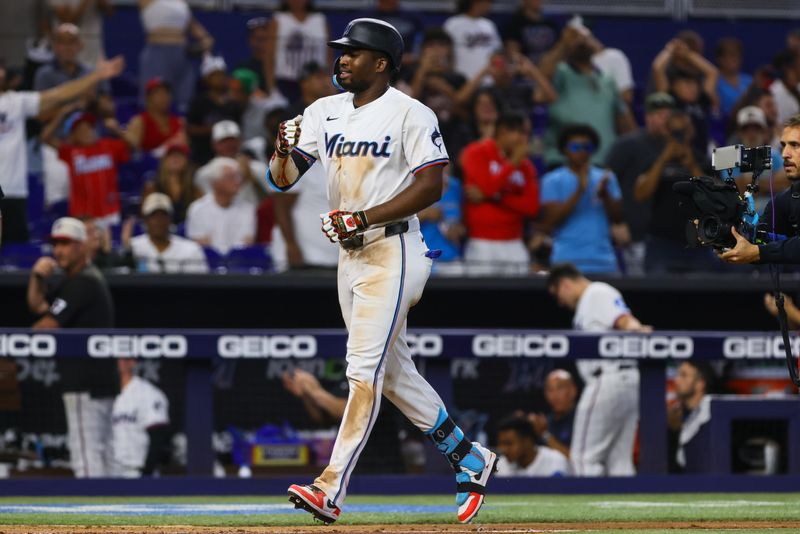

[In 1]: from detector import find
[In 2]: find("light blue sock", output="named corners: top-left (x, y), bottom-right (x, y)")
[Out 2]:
top-left (424, 408), bottom-right (485, 474)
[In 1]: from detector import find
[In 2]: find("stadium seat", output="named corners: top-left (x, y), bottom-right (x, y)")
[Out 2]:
top-left (202, 247), bottom-right (226, 273)
top-left (0, 243), bottom-right (44, 270)
top-left (118, 153), bottom-right (159, 197)
top-left (225, 245), bottom-right (273, 274)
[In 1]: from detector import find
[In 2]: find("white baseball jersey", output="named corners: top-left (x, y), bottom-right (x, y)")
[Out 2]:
top-left (574, 281), bottom-right (635, 381)
top-left (496, 446), bottom-right (571, 477)
top-left (291, 86), bottom-right (449, 217)
top-left (111, 376), bottom-right (169, 474)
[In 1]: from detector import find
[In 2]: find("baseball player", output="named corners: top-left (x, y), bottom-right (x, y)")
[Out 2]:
top-left (110, 359), bottom-right (170, 477)
top-left (546, 263), bottom-right (650, 476)
top-left (268, 18), bottom-right (497, 524)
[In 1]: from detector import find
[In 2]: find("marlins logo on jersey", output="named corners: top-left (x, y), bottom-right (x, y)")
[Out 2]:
top-left (325, 133), bottom-right (392, 158)
top-left (290, 86), bottom-right (449, 213)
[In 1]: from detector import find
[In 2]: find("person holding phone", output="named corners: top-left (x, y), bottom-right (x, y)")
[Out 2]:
top-left (632, 109), bottom-right (720, 273)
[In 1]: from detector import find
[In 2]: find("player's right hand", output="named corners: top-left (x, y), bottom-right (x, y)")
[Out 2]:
top-left (31, 257), bottom-right (57, 279)
top-left (276, 115), bottom-right (303, 157)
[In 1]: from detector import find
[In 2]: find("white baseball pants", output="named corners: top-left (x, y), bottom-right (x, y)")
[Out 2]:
top-left (570, 368), bottom-right (639, 476)
top-left (62, 393), bottom-right (113, 478)
top-left (314, 228), bottom-right (446, 506)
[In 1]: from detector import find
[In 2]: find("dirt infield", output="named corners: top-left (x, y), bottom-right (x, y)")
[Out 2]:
top-left (2, 522), bottom-right (800, 533)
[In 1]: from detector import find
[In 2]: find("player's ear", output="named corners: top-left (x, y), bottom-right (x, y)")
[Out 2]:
top-left (375, 54), bottom-right (388, 74)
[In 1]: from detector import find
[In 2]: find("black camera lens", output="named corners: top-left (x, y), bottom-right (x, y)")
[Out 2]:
top-left (699, 215), bottom-right (721, 241)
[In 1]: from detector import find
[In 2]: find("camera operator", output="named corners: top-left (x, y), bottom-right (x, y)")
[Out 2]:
top-left (721, 114), bottom-right (800, 264)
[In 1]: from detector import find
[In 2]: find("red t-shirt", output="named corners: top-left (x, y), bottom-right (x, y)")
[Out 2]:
top-left (460, 138), bottom-right (540, 240)
top-left (139, 111), bottom-right (182, 151)
top-left (59, 139), bottom-right (130, 219)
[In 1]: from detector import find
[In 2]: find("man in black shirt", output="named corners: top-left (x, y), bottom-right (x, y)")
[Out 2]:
top-left (722, 114), bottom-right (800, 264)
top-left (28, 217), bottom-right (116, 477)
top-left (625, 108), bottom-right (718, 273)
top-left (504, 0), bottom-right (561, 65)
top-left (606, 92), bottom-right (675, 274)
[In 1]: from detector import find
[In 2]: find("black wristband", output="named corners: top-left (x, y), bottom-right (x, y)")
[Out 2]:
top-left (354, 210), bottom-right (369, 230)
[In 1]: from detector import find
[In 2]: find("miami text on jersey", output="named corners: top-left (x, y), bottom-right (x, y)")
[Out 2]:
top-left (325, 133), bottom-right (392, 159)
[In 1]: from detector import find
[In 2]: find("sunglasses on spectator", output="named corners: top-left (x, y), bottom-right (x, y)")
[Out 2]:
top-left (566, 141), bottom-right (595, 153)
top-left (247, 17), bottom-right (269, 30)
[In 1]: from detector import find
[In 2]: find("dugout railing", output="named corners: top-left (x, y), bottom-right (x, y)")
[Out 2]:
top-left (0, 327), bottom-right (799, 495)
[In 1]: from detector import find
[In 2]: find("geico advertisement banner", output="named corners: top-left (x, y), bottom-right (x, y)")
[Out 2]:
top-left (0, 331), bottom-right (798, 360)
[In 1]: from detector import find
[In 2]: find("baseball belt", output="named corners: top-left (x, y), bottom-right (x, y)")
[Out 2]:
top-left (340, 220), bottom-right (410, 250)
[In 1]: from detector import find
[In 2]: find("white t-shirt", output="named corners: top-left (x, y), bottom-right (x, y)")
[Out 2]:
top-left (770, 79), bottom-right (800, 128)
top-left (185, 194), bottom-right (256, 254)
top-left (443, 14), bottom-right (502, 79)
top-left (573, 281), bottom-right (636, 381)
top-left (496, 446), bottom-right (571, 477)
top-left (111, 376), bottom-right (169, 472)
top-left (593, 48), bottom-right (634, 93)
top-left (289, 87), bottom-right (449, 221)
top-left (130, 233), bottom-right (209, 273)
top-left (273, 11), bottom-right (328, 82)
top-left (270, 161), bottom-right (339, 271)
top-left (194, 159), bottom-right (269, 208)
top-left (0, 91), bottom-right (41, 198)
top-left (42, 143), bottom-right (70, 206)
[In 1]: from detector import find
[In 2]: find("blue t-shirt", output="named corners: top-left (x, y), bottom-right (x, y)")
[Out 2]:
top-left (717, 73), bottom-right (753, 117)
top-left (420, 178), bottom-right (462, 262)
top-left (541, 165), bottom-right (622, 273)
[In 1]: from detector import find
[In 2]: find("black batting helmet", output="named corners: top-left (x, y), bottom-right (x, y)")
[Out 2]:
top-left (328, 18), bottom-right (404, 72)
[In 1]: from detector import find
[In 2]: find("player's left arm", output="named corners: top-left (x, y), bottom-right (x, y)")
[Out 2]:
top-left (364, 105), bottom-right (449, 225)
top-left (614, 313), bottom-right (651, 332)
top-left (142, 424), bottom-right (170, 476)
top-left (593, 284), bottom-right (652, 332)
top-left (141, 390), bottom-right (170, 476)
top-left (363, 164), bottom-right (444, 226)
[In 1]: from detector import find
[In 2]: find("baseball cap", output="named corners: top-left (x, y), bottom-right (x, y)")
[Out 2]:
top-left (145, 77), bottom-right (169, 94)
top-left (737, 105), bottom-right (767, 128)
top-left (212, 120), bottom-right (241, 142)
top-left (54, 23), bottom-right (80, 40)
top-left (246, 16), bottom-right (269, 31)
top-left (142, 192), bottom-right (174, 216)
top-left (645, 92), bottom-right (676, 112)
top-left (66, 112), bottom-right (96, 134)
top-left (50, 217), bottom-right (87, 243)
top-left (231, 68), bottom-right (259, 94)
top-left (201, 54), bottom-right (227, 77)
top-left (164, 141), bottom-right (190, 156)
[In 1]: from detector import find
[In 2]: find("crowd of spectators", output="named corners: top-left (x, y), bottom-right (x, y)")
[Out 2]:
top-left (2, 0), bottom-right (800, 277)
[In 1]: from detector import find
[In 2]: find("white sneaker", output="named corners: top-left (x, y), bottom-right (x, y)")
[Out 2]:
top-left (455, 442), bottom-right (498, 523)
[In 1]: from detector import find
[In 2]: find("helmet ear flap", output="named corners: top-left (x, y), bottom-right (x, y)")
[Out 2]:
top-left (332, 56), bottom-right (345, 92)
